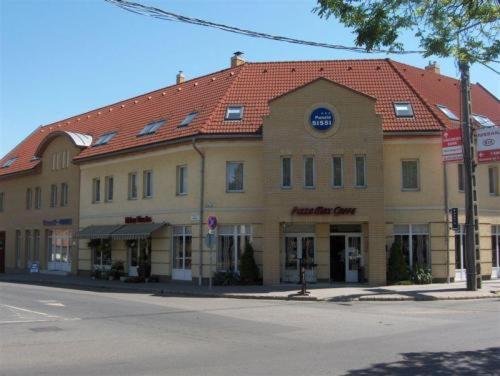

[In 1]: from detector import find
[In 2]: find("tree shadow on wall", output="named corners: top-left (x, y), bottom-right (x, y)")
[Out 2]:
top-left (346, 347), bottom-right (500, 375)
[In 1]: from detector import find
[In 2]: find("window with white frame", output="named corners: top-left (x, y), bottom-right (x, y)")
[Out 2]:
top-left (226, 162), bottom-right (244, 192)
top-left (26, 188), bottom-right (32, 210)
top-left (48, 229), bottom-right (71, 263)
top-left (393, 224), bottom-right (430, 269)
top-left (92, 239), bottom-right (112, 268)
top-left (458, 164), bottom-right (465, 192)
top-left (35, 187), bottom-right (41, 209)
top-left (281, 156), bottom-right (292, 188)
top-left (143, 170), bottom-right (153, 198)
top-left (128, 172), bottom-right (137, 200)
top-left (177, 165), bottom-right (188, 195)
top-left (492, 226), bottom-right (499, 271)
top-left (489, 166), bottom-right (498, 196)
top-left (394, 102), bottom-right (414, 117)
top-left (50, 184), bottom-right (57, 208)
top-left (224, 106), bottom-right (244, 121)
top-left (217, 225), bottom-right (252, 272)
top-left (401, 160), bottom-right (420, 190)
top-left (355, 155), bottom-right (367, 187)
top-left (25, 230), bottom-right (32, 265)
top-left (332, 156), bottom-right (343, 188)
top-left (173, 226), bottom-right (192, 270)
top-left (303, 156), bottom-right (315, 188)
top-left (92, 178), bottom-right (101, 203)
top-left (60, 183), bottom-right (68, 207)
top-left (104, 176), bottom-right (113, 202)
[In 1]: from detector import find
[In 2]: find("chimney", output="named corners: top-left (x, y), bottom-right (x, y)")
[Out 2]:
top-left (425, 61), bottom-right (440, 74)
top-left (231, 51), bottom-right (245, 68)
top-left (176, 70), bottom-right (185, 84)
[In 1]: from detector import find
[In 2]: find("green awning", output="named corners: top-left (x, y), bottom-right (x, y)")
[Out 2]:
top-left (110, 222), bottom-right (167, 240)
top-left (76, 225), bottom-right (124, 239)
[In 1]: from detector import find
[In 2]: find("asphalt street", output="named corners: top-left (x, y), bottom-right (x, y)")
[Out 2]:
top-left (0, 282), bottom-right (498, 376)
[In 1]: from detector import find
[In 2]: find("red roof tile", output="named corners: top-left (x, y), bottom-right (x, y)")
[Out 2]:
top-left (1, 59), bottom-right (498, 178)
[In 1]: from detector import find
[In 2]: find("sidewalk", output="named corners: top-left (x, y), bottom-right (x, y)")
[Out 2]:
top-left (1, 272), bottom-right (499, 302)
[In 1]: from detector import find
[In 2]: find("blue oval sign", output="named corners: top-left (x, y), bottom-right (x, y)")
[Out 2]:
top-left (310, 107), bottom-right (334, 131)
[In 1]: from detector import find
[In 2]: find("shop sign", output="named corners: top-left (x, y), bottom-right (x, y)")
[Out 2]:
top-left (43, 218), bottom-right (73, 226)
top-left (477, 126), bottom-right (500, 163)
top-left (291, 206), bottom-right (356, 215)
top-left (310, 107), bottom-right (335, 131)
top-left (124, 216), bottom-right (152, 224)
top-left (30, 262), bottom-right (39, 273)
top-left (442, 128), bottom-right (463, 162)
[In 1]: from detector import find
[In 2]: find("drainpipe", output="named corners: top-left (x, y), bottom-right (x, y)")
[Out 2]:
top-left (443, 162), bottom-right (450, 284)
top-left (192, 138), bottom-right (205, 286)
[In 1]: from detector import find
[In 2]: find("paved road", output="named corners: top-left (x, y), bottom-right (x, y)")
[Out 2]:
top-left (0, 282), bottom-right (498, 376)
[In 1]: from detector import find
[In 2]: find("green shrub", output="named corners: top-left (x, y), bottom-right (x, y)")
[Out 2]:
top-left (110, 260), bottom-right (125, 280)
top-left (411, 265), bottom-right (433, 284)
top-left (239, 242), bottom-right (260, 284)
top-left (213, 271), bottom-right (240, 286)
top-left (387, 241), bottom-right (409, 283)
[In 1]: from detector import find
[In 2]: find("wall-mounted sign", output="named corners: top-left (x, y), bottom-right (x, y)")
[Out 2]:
top-left (125, 216), bottom-right (152, 224)
top-left (43, 218), bottom-right (73, 226)
top-left (310, 107), bottom-right (335, 131)
top-left (477, 127), bottom-right (500, 163)
top-left (291, 206), bottom-right (356, 215)
top-left (442, 128), bottom-right (463, 163)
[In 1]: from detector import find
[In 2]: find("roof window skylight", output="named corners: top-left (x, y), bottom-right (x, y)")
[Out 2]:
top-left (472, 114), bottom-right (495, 127)
top-left (179, 112), bottom-right (198, 127)
top-left (93, 132), bottom-right (117, 146)
top-left (138, 120), bottom-right (166, 136)
top-left (225, 106), bottom-right (244, 121)
top-left (1, 157), bottom-right (17, 168)
top-left (437, 105), bottom-right (459, 121)
top-left (394, 102), bottom-right (414, 118)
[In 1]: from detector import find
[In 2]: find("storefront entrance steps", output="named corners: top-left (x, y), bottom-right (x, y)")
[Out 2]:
top-left (0, 272), bottom-right (499, 302)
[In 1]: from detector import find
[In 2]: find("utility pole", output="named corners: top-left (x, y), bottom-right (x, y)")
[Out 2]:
top-left (459, 60), bottom-right (481, 291)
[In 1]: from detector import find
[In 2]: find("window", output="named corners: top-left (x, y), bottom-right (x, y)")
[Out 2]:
top-left (217, 225), bottom-right (252, 272)
top-left (52, 153), bottom-right (57, 170)
top-left (60, 183), bottom-right (69, 207)
top-left (179, 112), bottom-right (198, 127)
top-left (92, 178), bottom-right (101, 203)
top-left (401, 160), bottom-right (420, 190)
top-left (437, 105), bottom-right (459, 121)
top-left (1, 157), bottom-right (17, 168)
top-left (26, 188), bottom-right (32, 210)
top-left (394, 102), bottom-right (414, 117)
top-left (50, 184), bottom-right (57, 208)
top-left (458, 164), bottom-right (465, 192)
top-left (489, 166), bottom-right (499, 196)
top-left (143, 170), bottom-right (153, 198)
top-left (93, 132), bottom-right (116, 146)
top-left (281, 156), bottom-right (292, 188)
top-left (15, 230), bottom-right (21, 268)
top-left (454, 225), bottom-right (466, 273)
top-left (61, 151), bottom-right (67, 169)
top-left (332, 156), bottom-right (343, 188)
top-left (105, 176), bottom-right (114, 202)
top-left (33, 229), bottom-right (40, 261)
top-left (226, 162), bottom-right (244, 192)
top-left (25, 230), bottom-right (32, 266)
top-left (173, 226), bottom-right (192, 270)
top-left (225, 106), bottom-right (244, 120)
top-left (47, 229), bottom-right (71, 264)
top-left (177, 165), bottom-right (188, 195)
top-left (34, 187), bottom-right (42, 209)
top-left (93, 239), bottom-right (112, 268)
top-left (303, 156), bottom-right (315, 188)
top-left (473, 114), bottom-right (495, 127)
top-left (0, 192), bottom-right (4, 212)
top-left (128, 172), bottom-right (138, 200)
top-left (57, 152), bottom-right (62, 170)
top-left (355, 155), bottom-right (367, 187)
top-left (393, 224), bottom-right (430, 270)
top-left (138, 120), bottom-right (165, 136)
top-left (492, 226), bottom-right (499, 271)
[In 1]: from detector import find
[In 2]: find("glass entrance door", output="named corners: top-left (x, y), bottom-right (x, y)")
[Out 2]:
top-left (346, 235), bottom-right (362, 283)
top-left (283, 234), bottom-right (316, 283)
top-left (330, 232), bottom-right (363, 283)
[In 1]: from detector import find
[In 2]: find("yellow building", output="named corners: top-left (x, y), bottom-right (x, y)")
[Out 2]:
top-left (1, 55), bottom-right (499, 285)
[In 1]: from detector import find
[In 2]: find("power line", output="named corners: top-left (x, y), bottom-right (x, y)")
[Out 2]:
top-left (479, 61), bottom-right (500, 75)
top-left (104, 0), bottom-right (424, 55)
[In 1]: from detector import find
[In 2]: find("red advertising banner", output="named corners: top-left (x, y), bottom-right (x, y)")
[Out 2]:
top-left (477, 126), bottom-right (500, 163)
top-left (442, 128), bottom-right (463, 163)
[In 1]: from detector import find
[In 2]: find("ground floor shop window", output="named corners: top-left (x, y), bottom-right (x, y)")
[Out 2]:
top-left (47, 230), bottom-right (72, 271)
top-left (393, 224), bottom-right (430, 270)
top-left (89, 239), bottom-right (112, 269)
top-left (173, 226), bottom-right (192, 270)
top-left (492, 226), bottom-right (499, 279)
top-left (127, 239), bottom-right (151, 278)
top-left (217, 225), bottom-right (252, 272)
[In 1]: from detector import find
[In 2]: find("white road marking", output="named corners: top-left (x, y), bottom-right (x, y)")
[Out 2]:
top-left (38, 300), bottom-right (65, 307)
top-left (2, 305), bottom-right (59, 318)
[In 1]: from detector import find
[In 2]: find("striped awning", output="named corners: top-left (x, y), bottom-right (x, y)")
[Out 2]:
top-left (76, 225), bottom-right (125, 239)
top-left (110, 222), bottom-right (167, 240)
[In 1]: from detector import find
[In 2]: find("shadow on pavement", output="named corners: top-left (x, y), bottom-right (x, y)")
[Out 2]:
top-left (346, 347), bottom-right (500, 375)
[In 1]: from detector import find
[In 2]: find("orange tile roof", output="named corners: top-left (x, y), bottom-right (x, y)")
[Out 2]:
top-left (1, 59), bottom-right (498, 178)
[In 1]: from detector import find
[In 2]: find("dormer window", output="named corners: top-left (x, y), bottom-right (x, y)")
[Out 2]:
top-left (179, 112), bottom-right (198, 127)
top-left (138, 120), bottom-right (166, 136)
top-left (394, 102), bottom-right (414, 118)
top-left (1, 157), bottom-right (17, 168)
top-left (93, 132), bottom-right (116, 146)
top-left (437, 105), bottom-right (459, 121)
top-left (473, 114), bottom-right (495, 127)
top-left (225, 106), bottom-right (244, 120)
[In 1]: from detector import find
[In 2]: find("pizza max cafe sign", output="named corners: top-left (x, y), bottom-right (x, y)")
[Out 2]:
top-left (291, 206), bottom-right (356, 215)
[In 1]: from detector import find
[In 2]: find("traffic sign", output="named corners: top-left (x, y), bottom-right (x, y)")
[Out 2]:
top-left (207, 216), bottom-right (217, 230)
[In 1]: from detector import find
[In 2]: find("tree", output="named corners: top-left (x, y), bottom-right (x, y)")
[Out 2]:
top-left (239, 242), bottom-right (260, 284)
top-left (314, 0), bottom-right (499, 291)
top-left (387, 241), bottom-right (409, 283)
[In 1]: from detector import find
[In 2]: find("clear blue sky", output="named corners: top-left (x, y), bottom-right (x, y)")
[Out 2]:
top-left (1, 0), bottom-right (499, 157)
